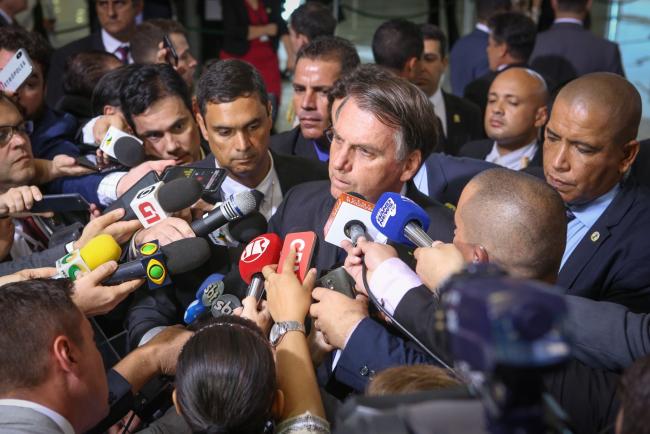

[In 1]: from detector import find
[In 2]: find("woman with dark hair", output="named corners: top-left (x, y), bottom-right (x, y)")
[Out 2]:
top-left (172, 250), bottom-right (329, 434)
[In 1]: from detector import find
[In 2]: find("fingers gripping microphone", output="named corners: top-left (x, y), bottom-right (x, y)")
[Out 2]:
top-left (277, 231), bottom-right (317, 282)
top-left (240, 233), bottom-right (283, 302)
top-left (103, 237), bottom-right (210, 289)
top-left (99, 126), bottom-right (145, 167)
top-left (191, 190), bottom-right (263, 238)
top-left (55, 234), bottom-right (122, 280)
top-left (130, 177), bottom-right (203, 228)
top-left (371, 192), bottom-right (432, 247)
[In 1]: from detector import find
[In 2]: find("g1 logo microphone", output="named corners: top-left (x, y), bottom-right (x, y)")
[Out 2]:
top-left (137, 240), bottom-right (171, 289)
top-left (130, 182), bottom-right (170, 228)
top-left (277, 231), bottom-right (317, 282)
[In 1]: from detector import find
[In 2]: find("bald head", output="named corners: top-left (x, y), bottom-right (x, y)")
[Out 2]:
top-left (456, 168), bottom-right (566, 282)
top-left (557, 72), bottom-right (641, 146)
top-left (494, 67), bottom-right (548, 103)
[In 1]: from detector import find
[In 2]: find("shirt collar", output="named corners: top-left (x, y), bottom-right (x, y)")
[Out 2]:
top-left (569, 184), bottom-right (621, 229)
top-left (0, 399), bottom-right (75, 434)
top-left (101, 28), bottom-right (129, 55)
top-left (554, 18), bottom-right (583, 26)
top-left (476, 23), bottom-right (490, 33)
top-left (485, 140), bottom-right (538, 170)
top-left (431, 87), bottom-right (444, 109)
top-left (216, 151), bottom-right (277, 205)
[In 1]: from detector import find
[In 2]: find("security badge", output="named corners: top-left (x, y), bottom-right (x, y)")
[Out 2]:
top-left (138, 240), bottom-right (172, 289)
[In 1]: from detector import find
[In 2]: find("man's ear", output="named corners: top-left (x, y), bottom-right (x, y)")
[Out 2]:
top-left (619, 139), bottom-right (640, 175)
top-left (271, 389), bottom-right (285, 420)
top-left (534, 105), bottom-right (548, 128)
top-left (52, 335), bottom-right (79, 374)
top-left (471, 244), bottom-right (489, 264)
top-left (195, 111), bottom-right (209, 141)
top-left (265, 100), bottom-right (274, 129)
top-left (402, 57), bottom-right (419, 80)
top-left (399, 149), bottom-right (422, 183)
top-left (172, 389), bottom-right (182, 416)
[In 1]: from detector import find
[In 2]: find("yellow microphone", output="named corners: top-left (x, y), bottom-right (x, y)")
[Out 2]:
top-left (55, 234), bottom-right (122, 281)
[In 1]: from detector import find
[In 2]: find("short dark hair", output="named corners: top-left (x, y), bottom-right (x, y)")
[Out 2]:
top-left (196, 59), bottom-right (269, 116)
top-left (91, 64), bottom-right (135, 116)
top-left (331, 64), bottom-right (439, 161)
top-left (372, 19), bottom-right (423, 72)
top-left (130, 19), bottom-right (187, 64)
top-left (488, 12), bottom-right (537, 63)
top-left (63, 50), bottom-right (120, 99)
top-left (0, 25), bottom-right (52, 76)
top-left (175, 315), bottom-right (276, 433)
top-left (289, 2), bottom-right (336, 40)
top-left (120, 63), bottom-right (192, 129)
top-left (0, 279), bottom-right (83, 395)
top-left (619, 355), bottom-right (650, 434)
top-left (420, 23), bottom-right (448, 59)
top-left (295, 36), bottom-right (360, 77)
top-left (556, 0), bottom-right (589, 13)
top-left (476, 0), bottom-right (512, 22)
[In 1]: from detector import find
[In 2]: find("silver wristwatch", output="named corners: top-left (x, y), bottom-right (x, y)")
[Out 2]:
top-left (269, 321), bottom-right (305, 347)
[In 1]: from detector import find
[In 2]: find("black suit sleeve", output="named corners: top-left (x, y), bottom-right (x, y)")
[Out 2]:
top-left (393, 284), bottom-right (440, 352)
top-left (0, 243), bottom-right (67, 276)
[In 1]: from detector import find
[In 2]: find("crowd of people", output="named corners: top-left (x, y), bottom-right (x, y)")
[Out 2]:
top-left (0, 0), bottom-right (649, 433)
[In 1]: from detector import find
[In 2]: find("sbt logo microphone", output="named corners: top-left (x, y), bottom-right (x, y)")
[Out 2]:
top-left (130, 182), bottom-right (170, 228)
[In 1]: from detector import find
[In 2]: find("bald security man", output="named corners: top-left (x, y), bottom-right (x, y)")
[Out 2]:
top-left (544, 72), bottom-right (650, 311)
top-left (459, 67), bottom-right (548, 171)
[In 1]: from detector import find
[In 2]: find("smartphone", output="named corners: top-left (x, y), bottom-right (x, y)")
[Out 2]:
top-left (162, 34), bottom-right (179, 66)
top-left (316, 267), bottom-right (356, 299)
top-left (0, 48), bottom-right (34, 92)
top-left (30, 194), bottom-right (90, 214)
top-left (75, 156), bottom-right (100, 172)
top-left (161, 166), bottom-right (226, 193)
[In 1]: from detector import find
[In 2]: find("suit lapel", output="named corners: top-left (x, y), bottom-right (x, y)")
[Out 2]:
top-left (559, 184), bottom-right (636, 291)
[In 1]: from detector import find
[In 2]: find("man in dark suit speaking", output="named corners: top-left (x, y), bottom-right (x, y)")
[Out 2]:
top-left (269, 64), bottom-right (454, 274)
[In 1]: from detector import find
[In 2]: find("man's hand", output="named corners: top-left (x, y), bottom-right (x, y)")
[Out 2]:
top-left (0, 218), bottom-right (14, 261)
top-left (74, 208), bottom-right (142, 249)
top-left (72, 261), bottom-right (143, 316)
top-left (0, 185), bottom-right (43, 216)
top-left (235, 296), bottom-right (273, 335)
top-left (134, 217), bottom-right (194, 246)
top-left (307, 327), bottom-right (335, 368)
top-left (116, 159), bottom-right (177, 197)
top-left (145, 325), bottom-right (193, 376)
top-left (262, 249), bottom-right (317, 323)
top-left (310, 288), bottom-right (369, 349)
top-left (0, 267), bottom-right (57, 286)
top-left (414, 242), bottom-right (466, 291)
top-left (50, 155), bottom-right (94, 178)
top-left (92, 113), bottom-right (131, 144)
top-left (342, 237), bottom-right (398, 295)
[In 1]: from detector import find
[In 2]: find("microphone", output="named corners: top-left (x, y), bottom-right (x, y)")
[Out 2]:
top-left (191, 190), bottom-right (263, 238)
top-left (99, 126), bottom-right (145, 167)
top-left (324, 192), bottom-right (388, 247)
top-left (55, 234), bottom-right (122, 280)
top-left (227, 211), bottom-right (268, 244)
top-left (371, 192), bottom-right (432, 247)
top-left (210, 294), bottom-right (242, 317)
top-left (103, 237), bottom-right (210, 289)
top-left (240, 233), bottom-right (282, 302)
top-left (130, 177), bottom-right (203, 228)
top-left (276, 231), bottom-right (317, 282)
top-left (184, 299), bottom-right (206, 324)
top-left (197, 273), bottom-right (226, 307)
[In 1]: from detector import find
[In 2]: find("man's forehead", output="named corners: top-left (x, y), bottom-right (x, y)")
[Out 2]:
top-left (134, 96), bottom-right (190, 126)
top-left (423, 39), bottom-right (442, 55)
top-left (204, 96), bottom-right (267, 123)
top-left (295, 58), bottom-right (341, 81)
top-left (0, 101), bottom-right (23, 124)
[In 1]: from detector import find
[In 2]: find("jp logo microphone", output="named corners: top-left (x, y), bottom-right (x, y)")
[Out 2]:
top-left (240, 233), bottom-right (283, 302)
top-left (130, 177), bottom-right (203, 228)
top-left (371, 192), bottom-right (432, 247)
top-left (191, 190), bottom-right (263, 238)
top-left (99, 126), bottom-right (146, 167)
top-left (55, 234), bottom-right (122, 281)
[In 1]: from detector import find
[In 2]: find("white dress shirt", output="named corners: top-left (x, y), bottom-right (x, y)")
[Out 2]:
top-left (554, 18), bottom-right (583, 26)
top-left (0, 399), bottom-right (75, 434)
top-left (485, 140), bottom-right (538, 170)
top-left (101, 29), bottom-right (133, 63)
top-left (429, 87), bottom-right (447, 138)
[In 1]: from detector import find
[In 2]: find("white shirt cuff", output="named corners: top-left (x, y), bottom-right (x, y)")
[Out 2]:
top-left (97, 171), bottom-right (126, 206)
top-left (369, 257), bottom-right (423, 316)
top-left (82, 116), bottom-right (100, 145)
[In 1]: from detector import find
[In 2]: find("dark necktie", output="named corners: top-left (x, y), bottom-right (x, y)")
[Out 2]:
top-left (115, 45), bottom-right (129, 64)
top-left (565, 207), bottom-right (576, 223)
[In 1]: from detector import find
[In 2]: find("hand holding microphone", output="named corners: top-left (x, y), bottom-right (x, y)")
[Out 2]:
top-left (240, 233), bottom-right (283, 302)
top-left (413, 242), bottom-right (465, 291)
top-left (340, 236), bottom-right (398, 296)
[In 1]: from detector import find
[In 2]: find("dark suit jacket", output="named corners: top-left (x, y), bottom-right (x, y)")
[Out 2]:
top-left (458, 138), bottom-right (543, 169)
top-left (422, 152), bottom-right (497, 206)
top-left (449, 27), bottom-right (490, 96)
top-left (441, 92), bottom-right (484, 156)
top-left (558, 179), bottom-right (650, 312)
top-left (269, 125), bottom-right (329, 162)
top-left (221, 0), bottom-right (287, 56)
top-left (268, 180), bottom-right (455, 274)
top-left (530, 22), bottom-right (625, 90)
top-left (631, 139), bottom-right (650, 190)
top-left (124, 151), bottom-right (329, 348)
top-left (47, 32), bottom-right (105, 108)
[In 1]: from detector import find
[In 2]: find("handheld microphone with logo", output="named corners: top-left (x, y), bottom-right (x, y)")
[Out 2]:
top-left (103, 237), bottom-right (210, 288)
top-left (371, 192), bottom-right (432, 247)
top-left (210, 294), bottom-right (243, 317)
top-left (183, 273), bottom-right (226, 324)
top-left (227, 211), bottom-right (268, 244)
top-left (55, 234), bottom-right (122, 280)
top-left (276, 231), bottom-right (317, 282)
top-left (99, 126), bottom-right (146, 167)
top-left (240, 233), bottom-right (283, 302)
top-left (191, 190), bottom-right (263, 238)
top-left (130, 177), bottom-right (203, 228)
top-left (324, 192), bottom-right (388, 247)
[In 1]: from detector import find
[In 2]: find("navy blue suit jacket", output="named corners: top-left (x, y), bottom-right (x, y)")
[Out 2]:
top-left (558, 179), bottom-right (650, 312)
top-left (449, 28), bottom-right (490, 96)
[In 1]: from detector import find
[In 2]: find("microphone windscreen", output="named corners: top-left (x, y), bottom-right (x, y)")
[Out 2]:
top-left (113, 136), bottom-right (146, 167)
top-left (160, 237), bottom-right (211, 274)
top-left (228, 211), bottom-right (268, 243)
top-left (239, 233), bottom-right (283, 283)
top-left (158, 177), bottom-right (203, 212)
top-left (79, 234), bottom-right (122, 270)
top-left (371, 192), bottom-right (431, 245)
top-left (232, 190), bottom-right (263, 216)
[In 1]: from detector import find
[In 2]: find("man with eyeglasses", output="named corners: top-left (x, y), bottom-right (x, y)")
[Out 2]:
top-left (46, 0), bottom-right (143, 108)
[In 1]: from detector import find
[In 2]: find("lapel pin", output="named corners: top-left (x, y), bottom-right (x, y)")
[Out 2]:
top-left (453, 114), bottom-right (461, 123)
top-left (590, 231), bottom-right (600, 242)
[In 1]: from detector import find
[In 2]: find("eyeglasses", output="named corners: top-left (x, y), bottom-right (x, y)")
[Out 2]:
top-left (0, 121), bottom-right (33, 147)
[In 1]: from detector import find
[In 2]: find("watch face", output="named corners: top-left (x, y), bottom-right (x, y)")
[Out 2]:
top-left (270, 323), bottom-right (282, 344)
